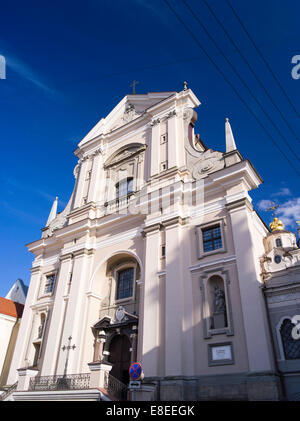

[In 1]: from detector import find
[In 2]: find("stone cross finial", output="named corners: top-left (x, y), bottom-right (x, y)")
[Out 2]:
top-left (130, 80), bottom-right (139, 95)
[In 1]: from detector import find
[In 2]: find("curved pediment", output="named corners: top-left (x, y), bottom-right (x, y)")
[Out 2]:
top-left (104, 143), bottom-right (146, 169)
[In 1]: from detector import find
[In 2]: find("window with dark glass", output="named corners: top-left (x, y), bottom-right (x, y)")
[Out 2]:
top-left (116, 268), bottom-right (134, 300)
top-left (280, 319), bottom-right (300, 360)
top-left (116, 178), bottom-right (133, 199)
top-left (276, 238), bottom-right (282, 247)
top-left (202, 225), bottom-right (222, 253)
top-left (44, 274), bottom-right (55, 294)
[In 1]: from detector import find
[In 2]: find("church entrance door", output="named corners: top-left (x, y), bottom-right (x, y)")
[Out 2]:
top-left (108, 334), bottom-right (131, 384)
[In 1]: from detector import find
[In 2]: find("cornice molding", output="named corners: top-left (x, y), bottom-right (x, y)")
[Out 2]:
top-left (225, 197), bottom-right (253, 212)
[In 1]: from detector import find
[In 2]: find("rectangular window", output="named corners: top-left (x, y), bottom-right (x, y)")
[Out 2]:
top-left (202, 225), bottom-right (222, 253)
top-left (44, 274), bottom-right (56, 294)
top-left (116, 268), bottom-right (134, 300)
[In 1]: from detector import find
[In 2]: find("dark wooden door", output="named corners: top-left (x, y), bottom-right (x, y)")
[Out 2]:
top-left (109, 334), bottom-right (131, 384)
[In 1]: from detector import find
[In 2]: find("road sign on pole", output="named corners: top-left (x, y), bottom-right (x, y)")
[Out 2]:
top-left (129, 362), bottom-right (142, 381)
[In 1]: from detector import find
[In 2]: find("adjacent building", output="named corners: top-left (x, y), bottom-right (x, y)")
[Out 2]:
top-left (0, 279), bottom-right (27, 389)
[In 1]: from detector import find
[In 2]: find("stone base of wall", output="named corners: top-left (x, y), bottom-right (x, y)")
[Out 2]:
top-left (142, 372), bottom-right (282, 401)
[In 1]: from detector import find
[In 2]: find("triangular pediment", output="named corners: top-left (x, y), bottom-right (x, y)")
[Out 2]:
top-left (78, 92), bottom-right (176, 146)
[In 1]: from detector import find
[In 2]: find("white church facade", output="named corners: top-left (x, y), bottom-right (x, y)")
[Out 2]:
top-left (4, 87), bottom-right (300, 401)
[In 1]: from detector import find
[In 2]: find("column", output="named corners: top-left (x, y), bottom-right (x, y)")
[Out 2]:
top-left (150, 121), bottom-right (160, 176)
top-left (141, 224), bottom-right (161, 377)
top-left (56, 248), bottom-right (94, 375)
top-left (88, 150), bottom-right (103, 203)
top-left (167, 113), bottom-right (178, 169)
top-left (226, 198), bottom-right (274, 372)
top-left (164, 218), bottom-right (184, 376)
top-left (41, 254), bottom-right (73, 375)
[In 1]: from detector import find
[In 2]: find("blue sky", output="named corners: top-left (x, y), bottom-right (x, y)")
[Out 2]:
top-left (0, 0), bottom-right (300, 296)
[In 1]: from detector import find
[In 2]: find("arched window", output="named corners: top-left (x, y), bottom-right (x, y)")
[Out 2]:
top-left (276, 238), bottom-right (282, 247)
top-left (116, 267), bottom-right (134, 300)
top-left (280, 319), bottom-right (300, 360)
top-left (116, 178), bottom-right (133, 199)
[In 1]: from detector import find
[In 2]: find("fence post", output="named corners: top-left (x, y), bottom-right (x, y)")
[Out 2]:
top-left (87, 362), bottom-right (112, 389)
top-left (16, 368), bottom-right (39, 391)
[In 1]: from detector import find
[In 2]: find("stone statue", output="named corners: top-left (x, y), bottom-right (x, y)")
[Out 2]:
top-left (214, 286), bottom-right (226, 314)
top-left (38, 322), bottom-right (45, 339)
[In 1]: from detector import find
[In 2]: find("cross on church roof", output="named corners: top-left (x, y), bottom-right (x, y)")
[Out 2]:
top-left (130, 80), bottom-right (139, 95)
top-left (265, 201), bottom-right (280, 217)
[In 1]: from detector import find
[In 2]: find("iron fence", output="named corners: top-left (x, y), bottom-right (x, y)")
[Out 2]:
top-left (28, 373), bottom-right (90, 391)
top-left (104, 371), bottom-right (127, 400)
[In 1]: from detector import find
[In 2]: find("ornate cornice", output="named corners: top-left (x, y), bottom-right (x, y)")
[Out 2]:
top-left (72, 247), bottom-right (95, 257)
top-left (162, 216), bottom-right (188, 227)
top-left (142, 223), bottom-right (162, 236)
top-left (150, 118), bottom-right (160, 127)
top-left (225, 198), bottom-right (253, 212)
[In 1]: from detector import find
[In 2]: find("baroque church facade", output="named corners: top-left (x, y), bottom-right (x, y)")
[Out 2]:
top-left (5, 87), bottom-right (300, 401)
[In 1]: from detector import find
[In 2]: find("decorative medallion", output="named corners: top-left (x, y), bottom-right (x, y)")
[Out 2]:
top-left (115, 306), bottom-right (126, 322)
top-left (122, 103), bottom-right (138, 124)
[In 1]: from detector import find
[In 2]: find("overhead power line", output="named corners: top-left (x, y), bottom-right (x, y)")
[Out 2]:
top-left (162, 0), bottom-right (300, 176)
top-left (200, 0), bottom-right (300, 146)
top-left (225, 0), bottom-right (300, 120)
top-left (181, 0), bottom-right (300, 164)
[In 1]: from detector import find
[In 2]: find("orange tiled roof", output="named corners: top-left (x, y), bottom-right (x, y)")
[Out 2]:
top-left (0, 297), bottom-right (24, 318)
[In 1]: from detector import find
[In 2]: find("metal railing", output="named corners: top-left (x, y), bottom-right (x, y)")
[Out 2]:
top-left (104, 371), bottom-right (127, 400)
top-left (0, 382), bottom-right (17, 401)
top-left (28, 373), bottom-right (90, 391)
top-left (104, 192), bottom-right (136, 214)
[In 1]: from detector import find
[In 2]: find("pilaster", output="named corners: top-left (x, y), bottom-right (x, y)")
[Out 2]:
top-left (163, 218), bottom-right (184, 376)
top-left (141, 224), bottom-right (161, 377)
top-left (226, 198), bottom-right (275, 373)
top-left (88, 151), bottom-right (103, 203)
top-left (150, 120), bottom-right (160, 176)
top-left (41, 254), bottom-right (73, 376)
top-left (167, 112), bottom-right (179, 169)
top-left (55, 248), bottom-right (95, 375)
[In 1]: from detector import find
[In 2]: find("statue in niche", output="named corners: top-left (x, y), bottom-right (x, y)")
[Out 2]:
top-left (213, 286), bottom-right (226, 314)
top-left (211, 285), bottom-right (227, 329)
top-left (38, 317), bottom-right (45, 339)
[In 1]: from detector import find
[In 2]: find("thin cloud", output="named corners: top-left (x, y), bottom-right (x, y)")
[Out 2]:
top-left (6, 54), bottom-right (59, 97)
top-left (277, 198), bottom-right (300, 227)
top-left (271, 187), bottom-right (292, 197)
top-left (2, 200), bottom-right (44, 225)
top-left (0, 38), bottom-right (60, 98)
top-left (4, 177), bottom-right (67, 208)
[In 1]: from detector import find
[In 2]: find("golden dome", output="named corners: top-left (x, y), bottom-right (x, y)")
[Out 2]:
top-left (269, 217), bottom-right (285, 232)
